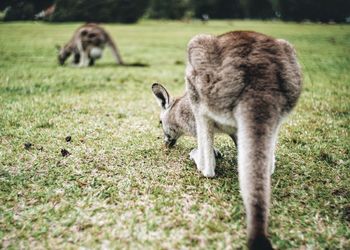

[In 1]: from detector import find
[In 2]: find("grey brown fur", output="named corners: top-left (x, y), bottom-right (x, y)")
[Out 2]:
top-left (152, 31), bottom-right (302, 249)
top-left (57, 23), bottom-right (123, 67)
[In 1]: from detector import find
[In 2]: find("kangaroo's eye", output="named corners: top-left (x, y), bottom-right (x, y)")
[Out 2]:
top-left (159, 120), bottom-right (162, 125)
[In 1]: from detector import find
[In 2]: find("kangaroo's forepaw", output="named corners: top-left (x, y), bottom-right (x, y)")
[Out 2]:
top-left (189, 148), bottom-right (198, 162)
top-left (202, 168), bottom-right (215, 178)
top-left (189, 148), bottom-right (203, 171)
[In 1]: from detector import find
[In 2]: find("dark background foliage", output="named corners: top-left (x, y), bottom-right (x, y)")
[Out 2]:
top-left (1, 0), bottom-right (350, 23)
top-left (51, 0), bottom-right (149, 23)
top-left (147, 0), bottom-right (189, 19)
top-left (278, 0), bottom-right (350, 22)
top-left (2, 0), bottom-right (54, 21)
top-left (190, 0), bottom-right (244, 19)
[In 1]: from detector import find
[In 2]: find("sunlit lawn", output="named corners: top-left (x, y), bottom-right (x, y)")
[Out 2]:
top-left (0, 20), bottom-right (349, 249)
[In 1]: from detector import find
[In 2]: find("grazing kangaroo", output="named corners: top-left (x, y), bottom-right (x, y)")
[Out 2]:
top-left (57, 23), bottom-right (123, 67)
top-left (152, 31), bottom-right (302, 249)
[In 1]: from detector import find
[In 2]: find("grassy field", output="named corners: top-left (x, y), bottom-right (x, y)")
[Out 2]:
top-left (0, 20), bottom-right (349, 249)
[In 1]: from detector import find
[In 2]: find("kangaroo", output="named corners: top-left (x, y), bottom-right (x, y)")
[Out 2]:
top-left (57, 23), bottom-right (123, 67)
top-left (151, 31), bottom-right (302, 249)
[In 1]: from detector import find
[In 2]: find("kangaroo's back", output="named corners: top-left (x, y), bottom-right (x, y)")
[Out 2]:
top-left (186, 31), bottom-right (302, 114)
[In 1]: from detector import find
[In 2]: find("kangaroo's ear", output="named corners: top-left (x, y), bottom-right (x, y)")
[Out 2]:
top-left (152, 83), bottom-right (171, 109)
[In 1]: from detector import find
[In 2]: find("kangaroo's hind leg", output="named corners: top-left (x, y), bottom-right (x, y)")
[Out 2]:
top-left (270, 124), bottom-right (281, 175)
top-left (89, 58), bottom-right (95, 66)
top-left (230, 133), bottom-right (238, 147)
top-left (73, 52), bottom-right (80, 65)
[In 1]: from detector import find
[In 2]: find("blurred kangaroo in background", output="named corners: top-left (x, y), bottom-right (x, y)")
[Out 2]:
top-left (152, 31), bottom-right (302, 249)
top-left (57, 23), bottom-right (123, 67)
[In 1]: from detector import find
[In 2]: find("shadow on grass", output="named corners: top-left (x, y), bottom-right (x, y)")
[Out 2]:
top-left (94, 62), bottom-right (150, 68)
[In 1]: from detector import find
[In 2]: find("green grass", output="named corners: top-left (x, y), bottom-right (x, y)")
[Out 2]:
top-left (0, 20), bottom-right (349, 249)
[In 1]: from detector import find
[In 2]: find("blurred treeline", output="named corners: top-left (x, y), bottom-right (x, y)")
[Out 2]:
top-left (1, 0), bottom-right (349, 23)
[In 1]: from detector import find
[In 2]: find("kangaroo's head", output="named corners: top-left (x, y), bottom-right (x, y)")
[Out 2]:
top-left (151, 83), bottom-right (185, 148)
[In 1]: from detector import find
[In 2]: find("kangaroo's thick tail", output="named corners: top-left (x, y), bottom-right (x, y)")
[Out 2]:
top-left (106, 33), bottom-right (124, 65)
top-left (236, 100), bottom-right (281, 250)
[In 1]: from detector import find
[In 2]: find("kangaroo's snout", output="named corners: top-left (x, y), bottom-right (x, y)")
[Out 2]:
top-left (164, 137), bottom-right (177, 148)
